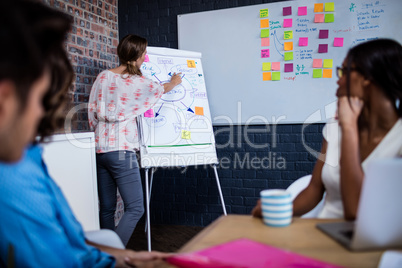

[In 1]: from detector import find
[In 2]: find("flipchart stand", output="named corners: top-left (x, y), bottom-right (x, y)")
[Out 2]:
top-left (144, 164), bottom-right (227, 251)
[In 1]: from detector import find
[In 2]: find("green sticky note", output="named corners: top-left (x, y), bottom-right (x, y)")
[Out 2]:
top-left (272, 72), bottom-right (281, 81)
top-left (325, 13), bottom-right (335, 23)
top-left (261, 29), bottom-right (270, 38)
top-left (262, 62), bottom-right (271, 71)
top-left (284, 52), bottom-right (293, 61)
top-left (313, 69), bottom-right (323, 78)
top-left (323, 59), bottom-right (333, 68)
top-left (260, 9), bottom-right (269, 18)
top-left (325, 2), bottom-right (335, 12)
top-left (284, 30), bottom-right (293, 40)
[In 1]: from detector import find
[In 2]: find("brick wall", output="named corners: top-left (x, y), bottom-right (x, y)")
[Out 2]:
top-left (119, 0), bottom-right (326, 227)
top-left (43, 0), bottom-right (119, 131)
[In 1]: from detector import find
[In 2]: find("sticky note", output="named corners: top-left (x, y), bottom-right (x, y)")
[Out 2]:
top-left (323, 59), bottom-right (333, 68)
top-left (195, 106), bottom-right (204, 116)
top-left (319, 29), bottom-right (329, 39)
top-left (187, 60), bottom-right (196, 68)
top-left (284, 63), bottom-right (293, 72)
top-left (313, 69), bottom-right (323, 78)
top-left (272, 72), bottom-right (281, 81)
top-left (299, 37), bottom-right (308, 46)
top-left (144, 109), bottom-right (154, 118)
top-left (325, 2), bottom-right (335, 12)
top-left (298, 6), bottom-right (307, 16)
top-left (263, 72), bottom-right (272, 81)
top-left (262, 62), bottom-right (271, 71)
top-left (261, 29), bottom-right (270, 38)
top-left (323, 69), bottom-right (332, 78)
top-left (318, 44), bottom-right (328, 53)
top-left (314, 14), bottom-right (325, 23)
top-left (313, 59), bottom-right (323, 68)
top-left (260, 19), bottom-right (269, 28)
top-left (260, 9), bottom-right (268, 18)
top-left (284, 52), bottom-right (293, 61)
top-left (181, 130), bottom-right (191, 140)
top-left (314, 3), bottom-right (324, 12)
top-left (283, 18), bottom-right (292, 28)
top-left (284, 31), bottom-right (293, 40)
top-left (144, 55), bottom-right (149, 62)
top-left (261, 38), bottom-right (270, 46)
top-left (283, 6), bottom-right (292, 16)
top-left (271, 62), bottom-right (280, 71)
top-left (334, 37), bottom-right (344, 47)
top-left (325, 13), bottom-right (335, 23)
top-left (261, 49), bottom-right (270, 58)
top-left (284, 42), bottom-right (293, 51)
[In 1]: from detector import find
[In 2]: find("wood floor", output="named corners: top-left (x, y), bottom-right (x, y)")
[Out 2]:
top-left (126, 223), bottom-right (204, 252)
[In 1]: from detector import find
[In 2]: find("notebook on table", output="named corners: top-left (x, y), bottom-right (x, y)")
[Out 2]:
top-left (317, 158), bottom-right (402, 251)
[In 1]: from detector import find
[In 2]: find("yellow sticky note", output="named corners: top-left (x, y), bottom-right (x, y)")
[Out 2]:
top-left (260, 9), bottom-right (268, 18)
top-left (187, 60), bottom-right (196, 68)
top-left (263, 72), bottom-right (272, 81)
top-left (323, 59), bottom-right (333, 68)
top-left (181, 130), bottom-right (191, 140)
top-left (284, 42), bottom-right (293, 51)
top-left (195, 106), bottom-right (204, 116)
top-left (314, 3), bottom-right (324, 12)
top-left (260, 19), bottom-right (269, 28)
top-left (323, 69), bottom-right (332, 78)
top-left (284, 31), bottom-right (293, 40)
top-left (262, 62), bottom-right (271, 71)
top-left (325, 2), bottom-right (335, 12)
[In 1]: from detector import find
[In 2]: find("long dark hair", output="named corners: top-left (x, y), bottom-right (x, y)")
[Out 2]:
top-left (345, 39), bottom-right (402, 117)
top-left (117, 34), bottom-right (148, 76)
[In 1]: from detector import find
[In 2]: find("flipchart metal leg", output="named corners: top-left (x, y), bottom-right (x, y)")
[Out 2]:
top-left (213, 165), bottom-right (227, 215)
top-left (144, 168), bottom-right (152, 251)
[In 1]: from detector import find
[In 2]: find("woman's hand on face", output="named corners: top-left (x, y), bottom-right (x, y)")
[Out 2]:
top-left (170, 72), bottom-right (182, 86)
top-left (337, 96), bottom-right (364, 128)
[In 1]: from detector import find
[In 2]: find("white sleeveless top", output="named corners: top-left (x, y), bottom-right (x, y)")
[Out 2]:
top-left (318, 118), bottom-right (402, 219)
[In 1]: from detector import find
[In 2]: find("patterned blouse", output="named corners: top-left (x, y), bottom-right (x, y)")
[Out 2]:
top-left (88, 70), bottom-right (164, 153)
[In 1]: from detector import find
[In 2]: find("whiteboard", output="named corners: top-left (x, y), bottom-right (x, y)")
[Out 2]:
top-left (178, 0), bottom-right (402, 125)
top-left (139, 47), bottom-right (218, 168)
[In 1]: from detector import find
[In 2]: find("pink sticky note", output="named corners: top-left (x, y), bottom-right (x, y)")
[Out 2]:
top-left (298, 6), bottom-right (307, 16)
top-left (313, 59), bottom-right (323, 68)
top-left (314, 14), bottom-right (325, 23)
top-left (271, 62), bottom-right (280, 71)
top-left (334, 37), bottom-right (344, 47)
top-left (283, 18), bottom-right (292, 28)
top-left (318, 44), bottom-right (328, 53)
top-left (261, 38), bottom-right (270, 46)
top-left (144, 55), bottom-right (149, 62)
top-left (144, 109), bottom-right (154, 117)
top-left (284, 63), bottom-right (293, 72)
top-left (261, 49), bottom-right (270, 58)
top-left (283, 6), bottom-right (292, 16)
top-left (319, 29), bottom-right (329, 39)
top-left (299, 37), bottom-right (308, 46)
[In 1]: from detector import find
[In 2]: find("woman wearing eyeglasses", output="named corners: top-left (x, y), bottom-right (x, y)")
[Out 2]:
top-left (253, 39), bottom-right (402, 220)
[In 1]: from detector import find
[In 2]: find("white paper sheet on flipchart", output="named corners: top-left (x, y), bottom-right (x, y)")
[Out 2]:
top-left (378, 251), bottom-right (402, 268)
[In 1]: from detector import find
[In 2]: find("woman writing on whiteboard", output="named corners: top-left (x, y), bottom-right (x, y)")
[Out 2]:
top-left (252, 39), bottom-right (402, 220)
top-left (88, 34), bottom-right (182, 246)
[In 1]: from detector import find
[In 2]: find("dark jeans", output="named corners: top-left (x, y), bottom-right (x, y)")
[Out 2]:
top-left (96, 151), bottom-right (144, 246)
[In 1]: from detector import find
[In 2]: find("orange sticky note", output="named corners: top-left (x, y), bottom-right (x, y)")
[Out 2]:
top-left (195, 106), bottom-right (204, 116)
top-left (323, 69), bottom-right (332, 78)
top-left (261, 38), bottom-right (270, 46)
top-left (314, 3), bottom-right (324, 12)
top-left (284, 42), bottom-right (293, 51)
top-left (260, 19), bottom-right (269, 28)
top-left (263, 72), bottom-right (272, 81)
top-left (187, 60), bottom-right (196, 68)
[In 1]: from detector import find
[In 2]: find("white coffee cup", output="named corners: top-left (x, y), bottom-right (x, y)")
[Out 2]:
top-left (260, 189), bottom-right (293, 227)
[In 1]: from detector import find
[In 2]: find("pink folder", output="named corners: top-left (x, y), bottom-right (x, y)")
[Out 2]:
top-left (167, 238), bottom-right (343, 268)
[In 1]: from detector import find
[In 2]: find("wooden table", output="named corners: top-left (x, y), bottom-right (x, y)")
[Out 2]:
top-left (144, 215), bottom-right (390, 268)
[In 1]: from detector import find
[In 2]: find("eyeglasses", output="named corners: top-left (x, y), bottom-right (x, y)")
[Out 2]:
top-left (336, 66), bottom-right (358, 78)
